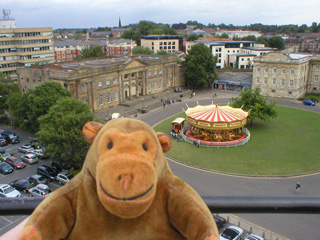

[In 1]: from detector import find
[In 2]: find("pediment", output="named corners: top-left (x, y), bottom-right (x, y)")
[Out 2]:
top-left (121, 59), bottom-right (147, 70)
top-left (261, 52), bottom-right (291, 61)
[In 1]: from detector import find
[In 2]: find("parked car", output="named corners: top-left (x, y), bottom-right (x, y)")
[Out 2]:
top-left (220, 225), bottom-right (244, 240)
top-left (0, 162), bottom-right (14, 174)
top-left (0, 137), bottom-right (8, 147)
top-left (243, 233), bottom-right (265, 240)
top-left (9, 178), bottom-right (36, 193)
top-left (56, 171), bottom-right (74, 185)
top-left (0, 150), bottom-right (12, 161)
top-left (21, 153), bottom-right (38, 164)
top-left (213, 215), bottom-right (227, 230)
top-left (29, 139), bottom-right (39, 148)
top-left (18, 144), bottom-right (35, 153)
top-left (28, 184), bottom-right (52, 197)
top-left (33, 149), bottom-right (49, 159)
top-left (303, 99), bottom-right (316, 106)
top-left (37, 165), bottom-right (58, 181)
top-left (28, 174), bottom-right (48, 185)
top-left (5, 156), bottom-right (26, 169)
top-left (0, 131), bottom-right (20, 144)
top-left (0, 184), bottom-right (21, 198)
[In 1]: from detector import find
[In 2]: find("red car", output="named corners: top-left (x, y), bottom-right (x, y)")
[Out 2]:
top-left (5, 156), bottom-right (26, 170)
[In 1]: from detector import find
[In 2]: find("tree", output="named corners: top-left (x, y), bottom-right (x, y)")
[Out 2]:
top-left (132, 46), bottom-right (153, 54)
top-left (0, 77), bottom-right (18, 114)
top-left (79, 45), bottom-right (104, 59)
top-left (37, 97), bottom-right (99, 170)
top-left (231, 88), bottom-right (277, 125)
top-left (17, 81), bottom-right (71, 131)
top-left (220, 33), bottom-right (229, 39)
top-left (187, 34), bottom-right (199, 41)
top-left (268, 36), bottom-right (285, 50)
top-left (121, 29), bottom-right (141, 45)
top-left (183, 43), bottom-right (217, 88)
top-left (137, 20), bottom-right (157, 35)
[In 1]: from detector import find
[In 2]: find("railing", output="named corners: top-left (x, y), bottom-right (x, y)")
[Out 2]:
top-left (1, 196), bottom-right (320, 215)
top-left (182, 126), bottom-right (251, 148)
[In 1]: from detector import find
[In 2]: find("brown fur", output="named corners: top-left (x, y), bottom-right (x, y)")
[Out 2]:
top-left (18, 118), bottom-right (218, 240)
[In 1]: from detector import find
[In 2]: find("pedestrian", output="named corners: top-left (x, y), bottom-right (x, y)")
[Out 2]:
top-left (163, 101), bottom-right (166, 108)
top-left (197, 139), bottom-right (200, 148)
top-left (193, 141), bottom-right (197, 147)
top-left (296, 181), bottom-right (301, 192)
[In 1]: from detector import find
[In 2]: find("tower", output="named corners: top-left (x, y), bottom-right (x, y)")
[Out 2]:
top-left (118, 17), bottom-right (122, 28)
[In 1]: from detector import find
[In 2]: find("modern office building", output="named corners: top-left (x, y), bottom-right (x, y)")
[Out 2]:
top-left (141, 35), bottom-right (183, 53)
top-left (0, 27), bottom-right (54, 80)
top-left (16, 55), bottom-right (183, 112)
top-left (253, 52), bottom-right (320, 98)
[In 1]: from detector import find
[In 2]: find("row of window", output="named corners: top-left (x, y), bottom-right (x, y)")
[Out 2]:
top-left (158, 46), bottom-right (175, 50)
top-left (96, 78), bottom-right (118, 88)
top-left (256, 77), bottom-right (295, 87)
top-left (148, 81), bottom-right (163, 92)
top-left (148, 69), bottom-right (163, 77)
top-left (0, 39), bottom-right (50, 45)
top-left (256, 67), bottom-right (295, 75)
top-left (153, 41), bottom-right (176, 46)
top-left (0, 46), bottom-right (52, 53)
top-left (99, 92), bottom-right (119, 106)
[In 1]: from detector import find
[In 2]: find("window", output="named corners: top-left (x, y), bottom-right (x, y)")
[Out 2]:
top-left (148, 83), bottom-right (151, 92)
top-left (114, 92), bottom-right (118, 101)
top-left (265, 68), bottom-right (268, 73)
top-left (113, 78), bottom-right (118, 84)
top-left (273, 68), bottom-right (277, 73)
top-left (106, 80), bottom-right (110, 85)
top-left (282, 69), bottom-right (286, 74)
top-left (316, 66), bottom-right (320, 71)
top-left (290, 79), bottom-right (294, 87)
top-left (257, 67), bottom-right (260, 72)
top-left (99, 95), bottom-right (104, 106)
top-left (281, 79), bottom-right (285, 86)
top-left (315, 75), bottom-right (318, 82)
top-left (124, 74), bottom-right (129, 79)
top-left (273, 78), bottom-right (276, 85)
top-left (148, 71), bottom-right (152, 76)
top-left (98, 82), bottom-right (102, 88)
top-left (290, 69), bottom-right (295, 75)
top-left (154, 82), bottom-right (157, 90)
top-left (159, 69), bottom-right (162, 74)
top-left (154, 70), bottom-right (157, 75)
top-left (107, 93), bottom-right (111, 103)
top-left (256, 77), bottom-right (260, 84)
top-left (81, 85), bottom-right (85, 91)
top-left (264, 78), bottom-right (268, 84)
top-left (159, 80), bottom-right (163, 89)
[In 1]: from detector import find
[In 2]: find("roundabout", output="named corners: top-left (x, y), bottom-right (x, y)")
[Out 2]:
top-left (138, 95), bottom-right (320, 240)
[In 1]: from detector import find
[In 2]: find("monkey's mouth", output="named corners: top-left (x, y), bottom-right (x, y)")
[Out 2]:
top-left (99, 181), bottom-right (154, 201)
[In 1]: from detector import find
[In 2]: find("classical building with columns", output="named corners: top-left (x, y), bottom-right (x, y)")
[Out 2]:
top-left (253, 52), bottom-right (320, 99)
top-left (16, 55), bottom-right (183, 112)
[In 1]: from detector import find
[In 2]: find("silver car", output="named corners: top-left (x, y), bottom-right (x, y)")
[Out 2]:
top-left (21, 154), bottom-right (38, 164)
top-left (18, 144), bottom-right (34, 153)
top-left (56, 171), bottom-right (74, 185)
top-left (28, 184), bottom-right (52, 197)
top-left (0, 184), bottom-right (21, 198)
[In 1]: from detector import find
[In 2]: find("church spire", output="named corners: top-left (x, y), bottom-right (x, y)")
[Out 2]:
top-left (118, 17), bottom-right (122, 28)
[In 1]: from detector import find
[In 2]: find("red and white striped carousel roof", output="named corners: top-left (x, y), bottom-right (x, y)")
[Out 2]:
top-left (186, 104), bottom-right (249, 123)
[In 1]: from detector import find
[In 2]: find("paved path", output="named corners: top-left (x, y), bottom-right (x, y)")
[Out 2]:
top-left (110, 89), bottom-right (320, 240)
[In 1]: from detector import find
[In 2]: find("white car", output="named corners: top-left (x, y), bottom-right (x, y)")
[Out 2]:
top-left (18, 144), bottom-right (34, 153)
top-left (28, 184), bottom-right (52, 197)
top-left (56, 171), bottom-right (74, 185)
top-left (0, 184), bottom-right (21, 198)
top-left (243, 234), bottom-right (264, 240)
top-left (220, 225), bottom-right (244, 240)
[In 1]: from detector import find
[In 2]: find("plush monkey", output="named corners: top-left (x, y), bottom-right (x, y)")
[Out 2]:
top-left (18, 118), bottom-right (219, 240)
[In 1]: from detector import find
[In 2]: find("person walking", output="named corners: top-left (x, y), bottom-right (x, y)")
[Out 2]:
top-left (296, 181), bottom-right (301, 192)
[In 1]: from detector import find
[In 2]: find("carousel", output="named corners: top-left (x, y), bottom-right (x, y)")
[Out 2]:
top-left (184, 103), bottom-right (251, 147)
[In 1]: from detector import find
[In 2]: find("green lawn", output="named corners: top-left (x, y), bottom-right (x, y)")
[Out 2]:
top-left (154, 106), bottom-right (320, 176)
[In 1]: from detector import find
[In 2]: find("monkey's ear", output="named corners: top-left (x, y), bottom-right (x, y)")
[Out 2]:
top-left (157, 132), bottom-right (171, 153)
top-left (82, 122), bottom-right (104, 144)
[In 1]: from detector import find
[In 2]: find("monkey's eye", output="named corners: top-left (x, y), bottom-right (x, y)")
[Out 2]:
top-left (142, 143), bottom-right (148, 151)
top-left (107, 141), bottom-right (113, 149)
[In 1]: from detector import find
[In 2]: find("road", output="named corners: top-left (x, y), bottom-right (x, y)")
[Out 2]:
top-left (0, 96), bottom-right (319, 239)
top-left (139, 98), bottom-right (320, 240)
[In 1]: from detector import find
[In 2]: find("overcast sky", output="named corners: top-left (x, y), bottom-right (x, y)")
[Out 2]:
top-left (2, 0), bottom-right (320, 29)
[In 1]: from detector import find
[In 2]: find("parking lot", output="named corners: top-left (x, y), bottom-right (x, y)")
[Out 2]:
top-left (0, 124), bottom-right (63, 235)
